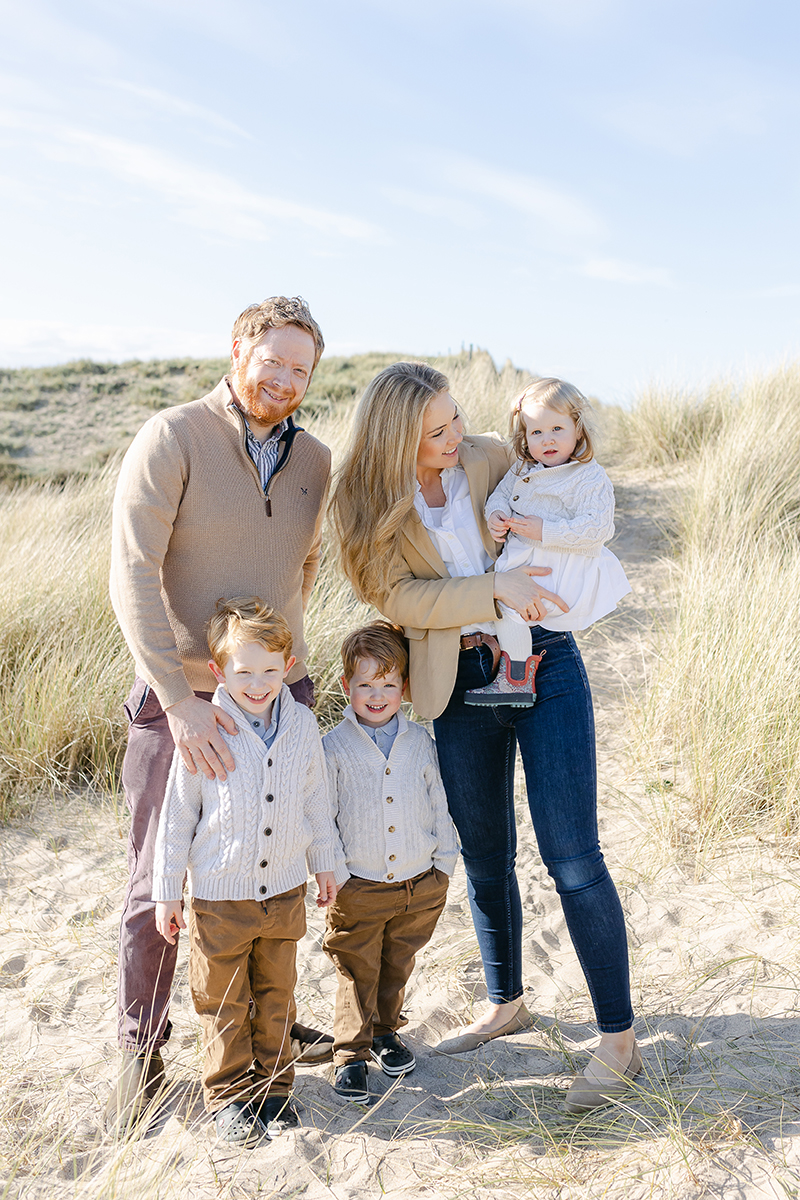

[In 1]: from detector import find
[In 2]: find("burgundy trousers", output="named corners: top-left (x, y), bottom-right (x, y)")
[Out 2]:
top-left (115, 674), bottom-right (314, 1052)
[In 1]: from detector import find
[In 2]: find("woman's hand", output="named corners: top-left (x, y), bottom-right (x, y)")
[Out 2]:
top-left (487, 510), bottom-right (511, 542)
top-left (493, 566), bottom-right (569, 622)
top-left (507, 514), bottom-right (543, 542)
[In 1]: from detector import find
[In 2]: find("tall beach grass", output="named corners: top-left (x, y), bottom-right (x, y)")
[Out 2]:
top-left (627, 364), bottom-right (800, 844)
top-left (0, 350), bottom-right (519, 820)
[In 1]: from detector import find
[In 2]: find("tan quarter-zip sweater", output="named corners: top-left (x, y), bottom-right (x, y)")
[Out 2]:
top-left (110, 378), bottom-right (331, 709)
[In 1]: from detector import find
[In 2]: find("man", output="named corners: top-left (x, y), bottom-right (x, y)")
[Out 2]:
top-left (108, 296), bottom-right (333, 1128)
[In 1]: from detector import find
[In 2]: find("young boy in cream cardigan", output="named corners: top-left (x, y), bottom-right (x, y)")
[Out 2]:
top-left (152, 597), bottom-right (348, 1146)
top-left (322, 621), bottom-right (458, 1102)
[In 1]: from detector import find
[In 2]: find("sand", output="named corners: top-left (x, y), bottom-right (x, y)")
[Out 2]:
top-left (2, 467), bottom-right (800, 1199)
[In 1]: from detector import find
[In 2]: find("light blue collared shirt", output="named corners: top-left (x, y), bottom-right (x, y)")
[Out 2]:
top-left (358, 714), bottom-right (399, 758)
top-left (240, 694), bottom-right (281, 750)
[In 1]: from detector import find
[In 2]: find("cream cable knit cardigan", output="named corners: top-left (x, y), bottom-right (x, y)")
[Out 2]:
top-left (152, 685), bottom-right (348, 903)
top-left (323, 707), bottom-right (459, 883)
top-left (485, 458), bottom-right (615, 558)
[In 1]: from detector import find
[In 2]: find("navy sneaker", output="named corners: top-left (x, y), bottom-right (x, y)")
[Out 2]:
top-left (371, 1033), bottom-right (416, 1077)
top-left (333, 1062), bottom-right (370, 1102)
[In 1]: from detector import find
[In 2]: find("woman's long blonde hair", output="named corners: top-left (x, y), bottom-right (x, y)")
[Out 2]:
top-left (330, 361), bottom-right (450, 606)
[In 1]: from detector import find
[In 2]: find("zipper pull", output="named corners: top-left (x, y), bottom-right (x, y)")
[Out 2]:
top-left (265, 496), bottom-right (272, 516)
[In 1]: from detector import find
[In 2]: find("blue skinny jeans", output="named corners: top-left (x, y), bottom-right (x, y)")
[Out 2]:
top-left (433, 628), bottom-right (633, 1032)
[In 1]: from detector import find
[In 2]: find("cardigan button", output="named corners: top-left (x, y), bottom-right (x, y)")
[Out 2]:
top-left (266, 794), bottom-right (274, 803)
top-left (512, 495), bottom-right (519, 501)
top-left (386, 797), bottom-right (393, 804)
top-left (387, 873), bottom-right (394, 880)
top-left (523, 476), bottom-right (530, 483)
top-left (388, 826), bottom-right (395, 833)
top-left (264, 828), bottom-right (272, 836)
top-left (385, 767), bottom-right (391, 775)
top-left (260, 859), bottom-right (268, 868)
top-left (259, 886), bottom-right (267, 895)
top-left (389, 854), bottom-right (396, 861)
top-left (267, 759), bottom-right (273, 767)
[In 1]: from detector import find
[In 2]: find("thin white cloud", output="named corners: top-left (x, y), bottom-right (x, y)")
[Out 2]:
top-left (441, 154), bottom-right (605, 240)
top-left (0, 318), bottom-right (226, 367)
top-left (357, 0), bottom-right (621, 28)
top-left (578, 257), bottom-right (675, 287)
top-left (103, 79), bottom-right (253, 140)
top-left (2, 0), bottom-right (120, 69)
top-left (381, 186), bottom-right (481, 229)
top-left (0, 109), bottom-right (383, 243)
top-left (600, 58), bottom-right (790, 156)
top-left (749, 284), bottom-right (800, 299)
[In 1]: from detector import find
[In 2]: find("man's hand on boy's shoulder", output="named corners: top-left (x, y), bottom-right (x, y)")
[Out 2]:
top-left (315, 872), bottom-right (338, 908)
top-left (166, 695), bottom-right (238, 781)
top-left (155, 900), bottom-right (186, 945)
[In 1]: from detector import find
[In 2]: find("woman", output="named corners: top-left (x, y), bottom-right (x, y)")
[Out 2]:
top-left (329, 362), bottom-right (639, 1112)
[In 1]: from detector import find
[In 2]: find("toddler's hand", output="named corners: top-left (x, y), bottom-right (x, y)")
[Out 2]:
top-left (507, 514), bottom-right (543, 542)
top-left (315, 871), bottom-right (338, 908)
top-left (487, 510), bottom-right (510, 542)
top-left (155, 900), bottom-right (186, 945)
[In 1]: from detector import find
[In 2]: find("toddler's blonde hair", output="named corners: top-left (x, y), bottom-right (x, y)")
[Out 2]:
top-left (510, 377), bottom-right (595, 465)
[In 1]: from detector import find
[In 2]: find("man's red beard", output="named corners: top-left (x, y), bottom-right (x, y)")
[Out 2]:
top-left (232, 345), bottom-right (300, 427)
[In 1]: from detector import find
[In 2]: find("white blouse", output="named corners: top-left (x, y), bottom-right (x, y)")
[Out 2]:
top-left (413, 466), bottom-right (496, 637)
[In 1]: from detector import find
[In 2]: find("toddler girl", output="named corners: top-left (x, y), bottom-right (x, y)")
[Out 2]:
top-left (466, 377), bottom-right (630, 706)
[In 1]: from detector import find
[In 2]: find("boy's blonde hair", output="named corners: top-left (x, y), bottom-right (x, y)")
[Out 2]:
top-left (510, 377), bottom-right (595, 465)
top-left (207, 596), bottom-right (293, 667)
top-left (341, 621), bottom-right (409, 684)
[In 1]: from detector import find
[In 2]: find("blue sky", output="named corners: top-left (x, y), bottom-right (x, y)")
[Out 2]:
top-left (1, 0), bottom-right (798, 402)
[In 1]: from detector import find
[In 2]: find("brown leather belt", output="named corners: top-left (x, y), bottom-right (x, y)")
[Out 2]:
top-left (459, 632), bottom-right (501, 676)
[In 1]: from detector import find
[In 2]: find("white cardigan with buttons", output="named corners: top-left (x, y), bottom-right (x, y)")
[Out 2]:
top-left (323, 707), bottom-right (459, 884)
top-left (152, 684), bottom-right (348, 903)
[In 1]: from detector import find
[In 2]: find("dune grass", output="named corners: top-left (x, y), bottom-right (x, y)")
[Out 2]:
top-left (2, 352), bottom-right (799, 844)
top-left (626, 364), bottom-right (800, 845)
top-left (0, 350), bottom-right (521, 820)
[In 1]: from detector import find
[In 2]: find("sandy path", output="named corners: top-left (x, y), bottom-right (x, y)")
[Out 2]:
top-left (3, 467), bottom-right (800, 1199)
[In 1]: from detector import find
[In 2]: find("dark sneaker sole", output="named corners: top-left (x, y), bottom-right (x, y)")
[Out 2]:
top-left (370, 1050), bottom-right (416, 1077)
top-left (333, 1085), bottom-right (370, 1102)
top-left (464, 695), bottom-right (535, 707)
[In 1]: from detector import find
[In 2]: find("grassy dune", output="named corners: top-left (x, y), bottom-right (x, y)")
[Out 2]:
top-left (611, 366), bottom-right (800, 845)
top-left (0, 350), bottom-right (529, 819)
top-left (2, 352), bottom-right (800, 1199)
top-left (1, 351), bottom-right (798, 841)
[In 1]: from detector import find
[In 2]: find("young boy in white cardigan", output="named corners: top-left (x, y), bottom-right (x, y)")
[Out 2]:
top-left (152, 597), bottom-right (348, 1146)
top-left (322, 621), bottom-right (458, 1103)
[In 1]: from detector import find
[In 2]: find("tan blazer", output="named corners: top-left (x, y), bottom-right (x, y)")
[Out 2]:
top-left (380, 433), bottom-right (513, 719)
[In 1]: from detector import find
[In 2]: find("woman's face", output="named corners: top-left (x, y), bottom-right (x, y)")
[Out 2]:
top-left (416, 390), bottom-right (463, 477)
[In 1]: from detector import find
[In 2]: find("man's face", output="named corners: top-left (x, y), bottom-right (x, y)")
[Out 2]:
top-left (230, 324), bottom-right (316, 431)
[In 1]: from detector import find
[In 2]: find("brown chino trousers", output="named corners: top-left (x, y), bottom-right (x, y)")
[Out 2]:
top-left (323, 867), bottom-right (449, 1067)
top-left (188, 885), bottom-right (306, 1113)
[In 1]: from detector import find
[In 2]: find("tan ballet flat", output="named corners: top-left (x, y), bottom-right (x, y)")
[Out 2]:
top-left (564, 1041), bottom-right (642, 1114)
top-left (433, 1002), bottom-right (535, 1055)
